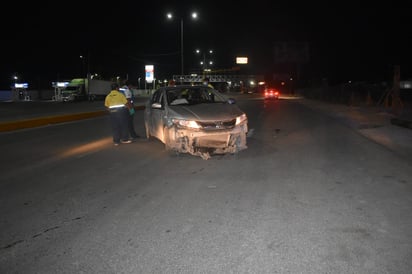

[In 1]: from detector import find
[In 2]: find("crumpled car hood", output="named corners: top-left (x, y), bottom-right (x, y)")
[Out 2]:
top-left (168, 103), bottom-right (244, 121)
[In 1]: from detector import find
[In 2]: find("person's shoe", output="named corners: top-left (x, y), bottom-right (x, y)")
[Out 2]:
top-left (114, 142), bottom-right (120, 146)
top-left (121, 139), bottom-right (132, 144)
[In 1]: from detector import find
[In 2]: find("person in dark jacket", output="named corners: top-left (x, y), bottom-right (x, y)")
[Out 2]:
top-left (120, 81), bottom-right (139, 140)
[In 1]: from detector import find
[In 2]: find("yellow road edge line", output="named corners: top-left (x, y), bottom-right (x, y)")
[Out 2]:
top-left (0, 106), bottom-right (145, 132)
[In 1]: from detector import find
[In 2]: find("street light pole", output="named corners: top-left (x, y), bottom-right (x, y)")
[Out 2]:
top-left (87, 50), bottom-right (90, 80)
top-left (167, 11), bottom-right (198, 78)
top-left (196, 49), bottom-right (213, 72)
top-left (180, 18), bottom-right (184, 76)
top-left (80, 55), bottom-right (85, 78)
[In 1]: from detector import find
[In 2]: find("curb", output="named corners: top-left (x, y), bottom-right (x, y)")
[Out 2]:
top-left (0, 105), bottom-right (145, 132)
top-left (391, 118), bottom-right (412, 129)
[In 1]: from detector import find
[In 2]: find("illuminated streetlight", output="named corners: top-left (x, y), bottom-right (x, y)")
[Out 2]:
top-left (80, 52), bottom-right (91, 79)
top-left (167, 11), bottom-right (198, 76)
top-left (195, 49), bottom-right (214, 71)
top-left (80, 55), bottom-right (85, 78)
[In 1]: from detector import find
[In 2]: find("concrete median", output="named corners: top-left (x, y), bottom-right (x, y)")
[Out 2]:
top-left (0, 106), bottom-right (145, 132)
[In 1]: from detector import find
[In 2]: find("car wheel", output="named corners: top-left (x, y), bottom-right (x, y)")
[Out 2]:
top-left (145, 122), bottom-right (154, 141)
top-left (232, 133), bottom-right (247, 155)
top-left (163, 127), bottom-right (172, 151)
top-left (164, 127), bottom-right (180, 156)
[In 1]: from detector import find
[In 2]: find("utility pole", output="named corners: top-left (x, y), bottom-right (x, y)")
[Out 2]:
top-left (180, 18), bottom-right (184, 76)
top-left (392, 65), bottom-right (402, 115)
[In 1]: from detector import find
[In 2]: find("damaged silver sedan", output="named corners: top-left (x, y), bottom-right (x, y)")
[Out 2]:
top-left (144, 85), bottom-right (248, 159)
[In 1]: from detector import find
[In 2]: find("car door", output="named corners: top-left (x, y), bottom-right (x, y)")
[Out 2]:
top-left (149, 90), bottom-right (167, 142)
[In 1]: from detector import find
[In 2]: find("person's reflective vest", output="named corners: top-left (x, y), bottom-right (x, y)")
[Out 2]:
top-left (105, 90), bottom-right (127, 109)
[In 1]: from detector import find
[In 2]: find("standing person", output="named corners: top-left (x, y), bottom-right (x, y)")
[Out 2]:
top-left (104, 82), bottom-right (132, 146)
top-left (120, 81), bottom-right (139, 140)
top-left (203, 77), bottom-right (215, 102)
top-left (202, 77), bottom-right (214, 89)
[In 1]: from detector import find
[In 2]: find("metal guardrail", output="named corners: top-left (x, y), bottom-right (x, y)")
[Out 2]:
top-left (172, 74), bottom-right (264, 83)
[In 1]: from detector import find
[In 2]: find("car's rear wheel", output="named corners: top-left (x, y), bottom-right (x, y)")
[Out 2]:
top-left (145, 122), bottom-right (152, 140)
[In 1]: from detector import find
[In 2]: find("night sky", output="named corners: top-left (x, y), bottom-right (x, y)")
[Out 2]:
top-left (1, 2), bottom-right (412, 89)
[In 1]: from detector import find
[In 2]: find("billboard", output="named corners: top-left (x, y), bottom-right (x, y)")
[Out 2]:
top-left (236, 57), bottom-right (248, 64)
top-left (14, 83), bottom-right (29, 89)
top-left (145, 65), bottom-right (154, 83)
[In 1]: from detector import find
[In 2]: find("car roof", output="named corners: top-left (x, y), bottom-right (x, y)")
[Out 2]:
top-left (162, 84), bottom-right (212, 89)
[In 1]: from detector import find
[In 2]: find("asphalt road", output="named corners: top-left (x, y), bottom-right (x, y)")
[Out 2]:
top-left (1, 95), bottom-right (411, 273)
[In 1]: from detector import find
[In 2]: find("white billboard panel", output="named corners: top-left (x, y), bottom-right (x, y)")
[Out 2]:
top-left (236, 57), bottom-right (248, 64)
top-left (145, 65), bottom-right (154, 83)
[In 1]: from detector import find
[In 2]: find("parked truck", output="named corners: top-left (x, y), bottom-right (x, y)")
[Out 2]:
top-left (61, 78), bottom-right (112, 102)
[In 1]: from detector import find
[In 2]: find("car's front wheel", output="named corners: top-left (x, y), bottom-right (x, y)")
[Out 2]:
top-left (164, 126), bottom-right (179, 156)
top-left (163, 127), bottom-right (172, 151)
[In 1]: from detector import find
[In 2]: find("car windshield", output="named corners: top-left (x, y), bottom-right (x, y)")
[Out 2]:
top-left (166, 86), bottom-right (226, 106)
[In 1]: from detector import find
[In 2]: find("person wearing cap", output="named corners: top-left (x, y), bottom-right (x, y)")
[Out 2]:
top-left (202, 77), bottom-right (214, 89)
top-left (202, 77), bottom-right (215, 102)
top-left (104, 82), bottom-right (132, 146)
top-left (120, 81), bottom-right (139, 140)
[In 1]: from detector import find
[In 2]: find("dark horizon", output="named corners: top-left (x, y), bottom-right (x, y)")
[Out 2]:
top-left (1, 4), bottom-right (411, 89)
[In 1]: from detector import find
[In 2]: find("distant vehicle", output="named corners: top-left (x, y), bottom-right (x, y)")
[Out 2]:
top-left (144, 85), bottom-right (249, 160)
top-left (264, 87), bottom-right (280, 99)
top-left (61, 78), bottom-right (112, 102)
top-left (61, 79), bottom-right (85, 102)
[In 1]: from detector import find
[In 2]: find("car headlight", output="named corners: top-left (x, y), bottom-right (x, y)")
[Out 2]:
top-left (236, 113), bottom-right (247, 125)
top-left (172, 118), bottom-right (201, 129)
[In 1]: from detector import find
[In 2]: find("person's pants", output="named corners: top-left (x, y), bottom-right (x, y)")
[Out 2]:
top-left (127, 112), bottom-right (138, 138)
top-left (109, 108), bottom-right (129, 143)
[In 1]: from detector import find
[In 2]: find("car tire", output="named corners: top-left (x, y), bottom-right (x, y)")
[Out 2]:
top-left (163, 127), bottom-right (173, 151)
top-left (231, 133), bottom-right (247, 155)
top-left (163, 127), bottom-right (180, 156)
top-left (145, 123), bottom-right (151, 140)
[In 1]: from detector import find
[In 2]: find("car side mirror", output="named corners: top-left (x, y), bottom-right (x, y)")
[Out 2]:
top-left (227, 98), bottom-right (236, 104)
top-left (151, 102), bottom-right (162, 109)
